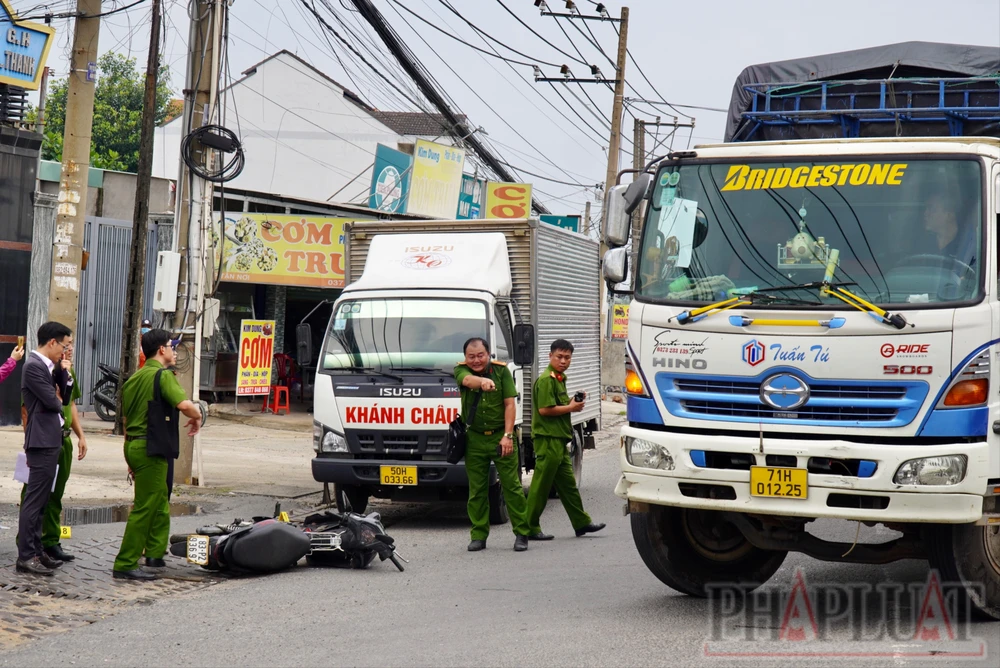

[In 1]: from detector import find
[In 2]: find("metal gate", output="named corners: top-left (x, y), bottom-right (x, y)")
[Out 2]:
top-left (75, 216), bottom-right (166, 412)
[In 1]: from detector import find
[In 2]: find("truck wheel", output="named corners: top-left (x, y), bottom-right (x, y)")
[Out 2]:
top-left (488, 481), bottom-right (509, 525)
top-left (924, 523), bottom-right (1000, 620)
top-left (631, 506), bottom-right (786, 596)
top-left (334, 484), bottom-right (369, 515)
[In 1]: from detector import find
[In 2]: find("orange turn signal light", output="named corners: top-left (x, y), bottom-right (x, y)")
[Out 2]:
top-left (625, 368), bottom-right (647, 396)
top-left (943, 379), bottom-right (988, 406)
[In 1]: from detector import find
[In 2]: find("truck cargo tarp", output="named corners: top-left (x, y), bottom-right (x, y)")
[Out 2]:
top-left (726, 41), bottom-right (1000, 141)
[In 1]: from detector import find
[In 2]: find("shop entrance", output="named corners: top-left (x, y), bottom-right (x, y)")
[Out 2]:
top-left (285, 287), bottom-right (339, 403)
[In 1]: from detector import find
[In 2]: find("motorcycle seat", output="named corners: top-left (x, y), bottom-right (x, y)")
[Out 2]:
top-left (99, 363), bottom-right (121, 377)
top-left (224, 521), bottom-right (310, 572)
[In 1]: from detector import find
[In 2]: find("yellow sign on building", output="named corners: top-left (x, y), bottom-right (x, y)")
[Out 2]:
top-left (408, 139), bottom-right (466, 218)
top-left (215, 214), bottom-right (347, 288)
top-left (485, 183), bottom-right (532, 219)
top-left (611, 303), bottom-right (629, 339)
top-left (237, 320), bottom-right (276, 396)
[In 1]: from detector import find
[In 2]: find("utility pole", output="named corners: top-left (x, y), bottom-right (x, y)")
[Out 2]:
top-left (584, 199), bottom-right (592, 237)
top-left (46, 0), bottom-right (101, 335)
top-left (171, 0), bottom-right (225, 485)
top-left (115, 0), bottom-right (162, 435)
top-left (34, 66), bottom-right (50, 181)
top-left (630, 116), bottom-right (644, 289)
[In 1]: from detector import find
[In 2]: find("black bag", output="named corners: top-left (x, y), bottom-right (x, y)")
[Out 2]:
top-left (146, 368), bottom-right (181, 459)
top-left (446, 391), bottom-right (482, 464)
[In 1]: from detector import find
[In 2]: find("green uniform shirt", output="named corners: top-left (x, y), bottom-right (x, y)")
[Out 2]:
top-left (122, 359), bottom-right (188, 439)
top-left (453, 361), bottom-right (516, 432)
top-left (532, 365), bottom-right (573, 440)
top-left (64, 368), bottom-right (81, 424)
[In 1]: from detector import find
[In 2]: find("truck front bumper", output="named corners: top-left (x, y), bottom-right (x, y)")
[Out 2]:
top-left (312, 456), bottom-right (484, 487)
top-left (615, 425), bottom-right (990, 524)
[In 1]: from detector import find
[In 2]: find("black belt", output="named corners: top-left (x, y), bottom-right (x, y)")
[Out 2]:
top-left (469, 427), bottom-right (505, 436)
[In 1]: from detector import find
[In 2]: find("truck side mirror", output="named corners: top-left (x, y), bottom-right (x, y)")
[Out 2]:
top-left (512, 324), bottom-right (535, 366)
top-left (603, 247), bottom-right (628, 286)
top-left (603, 174), bottom-right (652, 248)
top-left (296, 324), bottom-right (313, 367)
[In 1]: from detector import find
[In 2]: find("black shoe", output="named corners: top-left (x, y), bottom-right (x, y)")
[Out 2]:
top-left (467, 539), bottom-right (487, 552)
top-left (528, 532), bottom-right (554, 541)
top-left (145, 557), bottom-right (167, 568)
top-left (15, 557), bottom-right (54, 576)
top-left (575, 522), bottom-right (606, 537)
top-left (514, 535), bottom-right (529, 552)
top-left (44, 544), bottom-right (76, 562)
top-left (113, 568), bottom-right (156, 581)
top-left (38, 552), bottom-right (63, 569)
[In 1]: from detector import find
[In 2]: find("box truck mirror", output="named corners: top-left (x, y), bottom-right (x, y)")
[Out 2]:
top-left (512, 324), bottom-right (535, 366)
top-left (603, 184), bottom-right (631, 247)
top-left (296, 324), bottom-right (313, 367)
top-left (603, 247), bottom-right (628, 286)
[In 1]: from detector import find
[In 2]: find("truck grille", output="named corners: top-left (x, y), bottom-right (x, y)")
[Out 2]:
top-left (659, 372), bottom-right (927, 427)
top-left (346, 430), bottom-right (447, 458)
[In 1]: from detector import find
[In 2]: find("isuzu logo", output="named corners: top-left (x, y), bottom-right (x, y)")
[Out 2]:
top-left (760, 373), bottom-right (810, 410)
top-left (378, 387), bottom-right (423, 397)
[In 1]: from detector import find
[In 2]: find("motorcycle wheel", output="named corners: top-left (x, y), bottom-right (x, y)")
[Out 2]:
top-left (94, 399), bottom-right (115, 422)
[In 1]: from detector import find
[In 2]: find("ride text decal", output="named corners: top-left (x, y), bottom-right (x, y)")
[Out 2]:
top-left (720, 163), bottom-right (907, 192)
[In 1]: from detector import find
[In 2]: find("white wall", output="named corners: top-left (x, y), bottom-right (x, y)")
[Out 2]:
top-left (153, 53), bottom-right (410, 203)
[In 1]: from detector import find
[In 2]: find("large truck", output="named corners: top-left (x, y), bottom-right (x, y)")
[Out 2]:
top-left (604, 42), bottom-right (1000, 618)
top-left (311, 218), bottom-right (601, 522)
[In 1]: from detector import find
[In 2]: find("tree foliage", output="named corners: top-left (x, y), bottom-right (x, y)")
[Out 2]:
top-left (36, 52), bottom-right (173, 173)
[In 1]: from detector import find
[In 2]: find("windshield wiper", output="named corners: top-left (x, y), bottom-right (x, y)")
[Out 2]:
top-left (750, 281), bottom-right (909, 329)
top-left (673, 296), bottom-right (751, 325)
top-left (339, 366), bottom-right (405, 383)
top-left (390, 367), bottom-right (453, 376)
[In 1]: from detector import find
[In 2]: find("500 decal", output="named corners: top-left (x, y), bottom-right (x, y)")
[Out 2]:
top-left (721, 163), bottom-right (907, 192)
top-left (883, 365), bottom-right (933, 375)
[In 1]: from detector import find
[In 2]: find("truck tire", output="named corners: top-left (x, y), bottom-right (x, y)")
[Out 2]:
top-left (631, 506), bottom-right (786, 596)
top-left (334, 484), bottom-right (369, 515)
top-left (488, 481), bottom-right (509, 525)
top-left (924, 523), bottom-right (1000, 620)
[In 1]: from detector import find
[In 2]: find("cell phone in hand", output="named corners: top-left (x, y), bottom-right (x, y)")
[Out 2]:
top-left (573, 391), bottom-right (585, 403)
top-left (17, 335), bottom-right (24, 348)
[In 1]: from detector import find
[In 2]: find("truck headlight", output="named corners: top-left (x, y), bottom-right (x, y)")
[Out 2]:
top-left (313, 421), bottom-right (324, 453)
top-left (626, 437), bottom-right (674, 471)
top-left (893, 455), bottom-right (967, 486)
top-left (322, 431), bottom-right (348, 454)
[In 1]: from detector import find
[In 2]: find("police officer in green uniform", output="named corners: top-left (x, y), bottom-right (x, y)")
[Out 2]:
top-left (113, 329), bottom-right (203, 581)
top-left (454, 337), bottom-right (530, 552)
top-left (18, 344), bottom-right (88, 563)
top-left (525, 339), bottom-right (605, 540)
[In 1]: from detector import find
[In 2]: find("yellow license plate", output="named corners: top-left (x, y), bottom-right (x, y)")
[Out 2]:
top-left (380, 465), bottom-right (417, 486)
top-left (749, 466), bottom-right (808, 499)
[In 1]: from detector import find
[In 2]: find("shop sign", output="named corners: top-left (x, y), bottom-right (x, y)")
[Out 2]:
top-left (369, 143), bottom-right (411, 214)
top-left (237, 320), bottom-right (275, 396)
top-left (214, 213), bottom-right (348, 288)
top-left (408, 139), bottom-right (465, 218)
top-left (611, 303), bottom-right (629, 339)
top-left (485, 182), bottom-right (532, 219)
top-left (0, 1), bottom-right (54, 90)
top-left (456, 173), bottom-right (485, 219)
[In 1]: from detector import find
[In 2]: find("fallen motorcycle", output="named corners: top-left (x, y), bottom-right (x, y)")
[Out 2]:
top-left (167, 510), bottom-right (405, 574)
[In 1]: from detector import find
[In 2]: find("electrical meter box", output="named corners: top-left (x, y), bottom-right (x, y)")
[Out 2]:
top-left (153, 251), bottom-right (181, 311)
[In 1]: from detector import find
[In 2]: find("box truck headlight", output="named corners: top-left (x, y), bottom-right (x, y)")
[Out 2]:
top-left (314, 422), bottom-right (348, 454)
top-left (893, 455), bottom-right (967, 486)
top-left (626, 436), bottom-right (674, 471)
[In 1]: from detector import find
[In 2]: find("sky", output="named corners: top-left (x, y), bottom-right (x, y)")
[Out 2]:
top-left (16, 0), bottom-right (1000, 219)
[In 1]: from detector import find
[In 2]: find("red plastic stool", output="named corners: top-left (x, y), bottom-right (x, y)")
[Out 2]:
top-left (261, 386), bottom-right (290, 415)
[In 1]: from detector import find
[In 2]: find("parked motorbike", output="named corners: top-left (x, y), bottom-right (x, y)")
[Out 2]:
top-left (92, 362), bottom-right (123, 422)
top-left (167, 510), bottom-right (405, 574)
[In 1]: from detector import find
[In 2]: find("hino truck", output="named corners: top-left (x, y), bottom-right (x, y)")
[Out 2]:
top-left (311, 218), bottom-right (601, 523)
top-left (605, 42), bottom-right (1000, 619)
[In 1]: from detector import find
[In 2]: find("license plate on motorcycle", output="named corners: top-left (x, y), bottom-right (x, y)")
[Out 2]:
top-left (186, 535), bottom-right (210, 565)
top-left (380, 465), bottom-right (417, 486)
top-left (750, 466), bottom-right (808, 499)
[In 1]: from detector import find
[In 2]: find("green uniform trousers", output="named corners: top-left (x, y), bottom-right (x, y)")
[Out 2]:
top-left (113, 439), bottom-right (170, 572)
top-left (526, 436), bottom-right (591, 534)
top-left (465, 430), bottom-right (530, 541)
top-left (18, 436), bottom-right (73, 548)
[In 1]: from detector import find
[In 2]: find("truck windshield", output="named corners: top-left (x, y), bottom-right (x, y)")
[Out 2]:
top-left (321, 298), bottom-right (488, 372)
top-left (636, 158), bottom-right (982, 306)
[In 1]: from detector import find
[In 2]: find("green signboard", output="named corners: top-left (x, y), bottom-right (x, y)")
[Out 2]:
top-left (540, 214), bottom-right (581, 233)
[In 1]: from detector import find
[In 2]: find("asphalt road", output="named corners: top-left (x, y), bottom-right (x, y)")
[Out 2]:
top-left (2, 441), bottom-right (998, 667)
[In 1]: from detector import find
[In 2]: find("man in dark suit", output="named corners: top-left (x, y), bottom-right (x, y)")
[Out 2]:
top-left (17, 321), bottom-right (73, 576)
